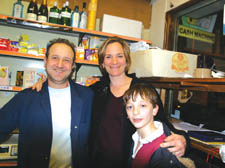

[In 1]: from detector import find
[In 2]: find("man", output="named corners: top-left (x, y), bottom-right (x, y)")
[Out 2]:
top-left (0, 38), bottom-right (93, 168)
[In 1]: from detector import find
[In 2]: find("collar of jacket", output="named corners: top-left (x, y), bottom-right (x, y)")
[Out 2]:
top-left (92, 73), bottom-right (137, 96)
top-left (42, 79), bottom-right (74, 90)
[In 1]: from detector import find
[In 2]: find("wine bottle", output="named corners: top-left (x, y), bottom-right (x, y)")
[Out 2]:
top-left (58, 3), bottom-right (65, 25)
top-left (49, 1), bottom-right (60, 24)
top-left (60, 1), bottom-right (71, 26)
top-left (12, 0), bottom-right (24, 18)
top-left (27, 0), bottom-right (38, 21)
top-left (79, 2), bottom-right (87, 29)
top-left (38, 0), bottom-right (48, 22)
top-left (71, 5), bottom-right (80, 28)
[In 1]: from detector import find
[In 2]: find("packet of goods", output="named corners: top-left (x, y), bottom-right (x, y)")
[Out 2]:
top-left (0, 38), bottom-right (11, 50)
top-left (84, 48), bottom-right (98, 62)
top-left (19, 34), bottom-right (30, 42)
top-left (76, 47), bottom-right (85, 61)
top-left (0, 66), bottom-right (9, 86)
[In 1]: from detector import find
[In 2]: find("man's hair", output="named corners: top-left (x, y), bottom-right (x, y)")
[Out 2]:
top-left (98, 36), bottom-right (131, 75)
top-left (123, 83), bottom-right (158, 108)
top-left (46, 38), bottom-right (76, 62)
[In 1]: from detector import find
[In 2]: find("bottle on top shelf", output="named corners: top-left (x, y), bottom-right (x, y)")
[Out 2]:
top-left (71, 5), bottom-right (80, 28)
top-left (60, 1), bottom-right (71, 26)
top-left (27, 0), bottom-right (38, 21)
top-left (79, 2), bottom-right (88, 29)
top-left (49, 1), bottom-right (60, 24)
top-left (58, 3), bottom-right (65, 25)
top-left (87, 0), bottom-right (98, 30)
top-left (38, 0), bottom-right (48, 22)
top-left (12, 0), bottom-right (24, 18)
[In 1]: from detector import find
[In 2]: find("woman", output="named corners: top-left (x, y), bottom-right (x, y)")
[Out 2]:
top-left (88, 37), bottom-right (189, 168)
top-left (32, 37), bottom-right (189, 168)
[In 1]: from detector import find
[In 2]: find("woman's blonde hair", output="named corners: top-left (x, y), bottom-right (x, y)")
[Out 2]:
top-left (98, 36), bottom-right (131, 75)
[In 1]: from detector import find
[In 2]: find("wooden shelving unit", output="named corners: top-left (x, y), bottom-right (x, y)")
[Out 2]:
top-left (0, 50), bottom-right (99, 92)
top-left (0, 50), bottom-right (99, 65)
top-left (0, 85), bottom-right (23, 92)
top-left (0, 161), bottom-right (17, 167)
top-left (142, 77), bottom-right (225, 93)
top-left (0, 14), bottom-right (152, 44)
top-left (0, 50), bottom-right (44, 60)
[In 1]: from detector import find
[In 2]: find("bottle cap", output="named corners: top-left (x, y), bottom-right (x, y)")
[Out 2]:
top-left (83, 2), bottom-right (86, 8)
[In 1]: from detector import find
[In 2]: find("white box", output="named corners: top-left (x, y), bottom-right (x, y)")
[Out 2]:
top-left (101, 14), bottom-right (142, 38)
top-left (129, 49), bottom-right (198, 77)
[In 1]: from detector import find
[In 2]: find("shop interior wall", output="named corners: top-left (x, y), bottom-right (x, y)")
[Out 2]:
top-left (150, 0), bottom-right (190, 48)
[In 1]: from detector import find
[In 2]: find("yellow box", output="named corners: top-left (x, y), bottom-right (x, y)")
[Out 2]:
top-left (129, 49), bottom-right (198, 77)
top-left (76, 47), bottom-right (85, 60)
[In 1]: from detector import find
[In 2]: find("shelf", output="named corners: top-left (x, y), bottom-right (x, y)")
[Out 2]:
top-left (190, 138), bottom-right (220, 160)
top-left (75, 59), bottom-right (98, 65)
top-left (0, 85), bottom-right (23, 92)
top-left (183, 48), bottom-right (225, 60)
top-left (0, 14), bottom-right (152, 44)
top-left (0, 160), bottom-right (17, 167)
top-left (141, 77), bottom-right (225, 92)
top-left (0, 50), bottom-right (44, 60)
top-left (0, 50), bottom-right (99, 65)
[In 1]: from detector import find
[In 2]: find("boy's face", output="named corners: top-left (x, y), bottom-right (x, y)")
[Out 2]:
top-left (126, 94), bottom-right (158, 130)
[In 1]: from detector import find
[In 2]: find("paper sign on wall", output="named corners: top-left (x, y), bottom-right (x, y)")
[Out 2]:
top-left (178, 25), bottom-right (215, 44)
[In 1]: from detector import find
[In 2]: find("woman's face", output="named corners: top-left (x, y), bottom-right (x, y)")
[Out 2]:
top-left (103, 42), bottom-right (127, 77)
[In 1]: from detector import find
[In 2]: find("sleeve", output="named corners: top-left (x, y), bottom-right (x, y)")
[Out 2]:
top-left (147, 148), bottom-right (186, 168)
top-left (0, 91), bottom-right (25, 142)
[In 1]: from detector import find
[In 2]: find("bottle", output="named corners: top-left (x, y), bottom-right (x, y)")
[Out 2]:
top-left (173, 104), bottom-right (181, 120)
top-left (49, 1), bottom-right (60, 24)
top-left (12, 0), bottom-right (24, 18)
top-left (79, 2), bottom-right (88, 29)
top-left (58, 3), bottom-right (65, 25)
top-left (87, 0), bottom-right (98, 30)
top-left (27, 0), bottom-right (38, 21)
top-left (38, 0), bottom-right (48, 22)
top-left (71, 5), bottom-right (80, 28)
top-left (60, 1), bottom-right (71, 26)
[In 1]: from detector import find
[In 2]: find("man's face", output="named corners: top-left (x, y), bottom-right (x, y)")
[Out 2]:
top-left (44, 43), bottom-right (75, 88)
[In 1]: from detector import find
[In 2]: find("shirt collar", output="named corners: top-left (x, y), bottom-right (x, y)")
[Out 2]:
top-left (132, 121), bottom-right (164, 144)
top-left (131, 121), bottom-right (164, 158)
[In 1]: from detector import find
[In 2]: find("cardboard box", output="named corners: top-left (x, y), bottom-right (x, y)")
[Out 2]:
top-left (100, 14), bottom-right (142, 38)
top-left (129, 49), bottom-right (198, 77)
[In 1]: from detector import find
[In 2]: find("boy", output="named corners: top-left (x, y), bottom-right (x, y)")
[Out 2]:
top-left (123, 83), bottom-right (195, 168)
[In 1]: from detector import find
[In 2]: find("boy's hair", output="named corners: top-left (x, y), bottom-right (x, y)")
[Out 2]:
top-left (123, 83), bottom-right (158, 108)
top-left (46, 38), bottom-right (76, 62)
